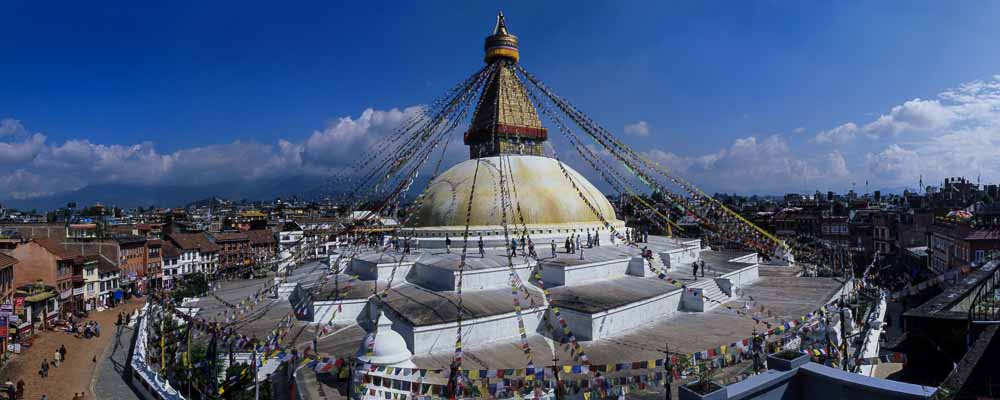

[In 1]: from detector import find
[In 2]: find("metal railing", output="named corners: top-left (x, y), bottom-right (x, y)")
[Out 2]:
top-left (968, 263), bottom-right (1000, 323)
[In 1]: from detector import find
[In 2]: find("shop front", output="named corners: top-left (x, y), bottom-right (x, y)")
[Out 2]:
top-left (15, 283), bottom-right (59, 330)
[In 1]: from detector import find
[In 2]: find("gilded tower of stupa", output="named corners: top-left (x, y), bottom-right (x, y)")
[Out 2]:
top-left (464, 12), bottom-right (549, 159)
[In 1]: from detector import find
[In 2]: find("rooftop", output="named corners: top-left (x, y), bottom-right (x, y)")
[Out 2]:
top-left (547, 276), bottom-right (680, 313)
top-left (211, 231), bottom-right (250, 242)
top-left (382, 283), bottom-right (545, 327)
top-left (408, 268), bottom-right (844, 370)
top-left (168, 232), bottom-right (220, 252)
top-left (0, 252), bottom-right (17, 268)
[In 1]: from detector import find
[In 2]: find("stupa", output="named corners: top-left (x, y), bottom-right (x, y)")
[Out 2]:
top-left (332, 9), bottom-right (763, 377)
top-left (296, 13), bottom-right (845, 400)
top-left (409, 11), bottom-right (625, 245)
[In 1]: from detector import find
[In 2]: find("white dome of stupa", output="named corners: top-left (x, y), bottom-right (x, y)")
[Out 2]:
top-left (355, 310), bottom-right (416, 367)
top-left (412, 155), bottom-right (620, 228)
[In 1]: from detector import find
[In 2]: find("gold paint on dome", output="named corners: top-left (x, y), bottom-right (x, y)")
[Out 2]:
top-left (411, 156), bottom-right (618, 228)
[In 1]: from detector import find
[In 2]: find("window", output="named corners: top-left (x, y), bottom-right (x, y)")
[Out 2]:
top-left (975, 250), bottom-right (985, 262)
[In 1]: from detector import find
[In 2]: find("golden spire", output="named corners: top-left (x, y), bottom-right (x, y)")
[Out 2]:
top-left (465, 12), bottom-right (546, 159)
top-left (484, 11), bottom-right (519, 63)
top-left (493, 11), bottom-right (510, 36)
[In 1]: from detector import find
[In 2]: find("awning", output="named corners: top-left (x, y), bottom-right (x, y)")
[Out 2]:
top-left (23, 292), bottom-right (56, 303)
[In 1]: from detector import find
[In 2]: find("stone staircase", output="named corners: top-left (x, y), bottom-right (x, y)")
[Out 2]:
top-left (681, 278), bottom-right (734, 312)
top-left (700, 280), bottom-right (732, 306)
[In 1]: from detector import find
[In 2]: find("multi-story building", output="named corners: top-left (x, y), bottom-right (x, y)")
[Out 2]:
top-left (872, 212), bottom-right (897, 256)
top-left (95, 255), bottom-right (120, 307)
top-left (10, 239), bottom-right (86, 316)
top-left (819, 216), bottom-right (850, 247)
top-left (82, 256), bottom-right (100, 311)
top-left (212, 232), bottom-right (252, 277)
top-left (115, 235), bottom-right (147, 293)
top-left (247, 229), bottom-right (277, 272)
top-left (236, 210), bottom-right (269, 231)
top-left (66, 223), bottom-right (99, 240)
top-left (925, 218), bottom-right (1000, 272)
top-left (278, 221), bottom-right (304, 253)
top-left (146, 239), bottom-right (162, 291)
top-left (962, 229), bottom-right (1000, 265)
top-left (0, 253), bottom-right (16, 305)
top-left (167, 232), bottom-right (220, 277)
top-left (161, 242), bottom-right (182, 289)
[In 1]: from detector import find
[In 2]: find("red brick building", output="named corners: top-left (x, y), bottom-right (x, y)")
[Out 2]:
top-left (212, 232), bottom-right (252, 277)
top-left (10, 239), bottom-right (86, 316)
top-left (247, 229), bottom-right (277, 273)
top-left (146, 239), bottom-right (163, 290)
top-left (115, 235), bottom-right (147, 292)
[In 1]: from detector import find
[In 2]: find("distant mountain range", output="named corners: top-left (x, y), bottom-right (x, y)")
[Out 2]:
top-left (3, 173), bottom-right (438, 211)
top-left (3, 175), bottom-right (336, 210)
top-left (3, 171), bottom-right (919, 212)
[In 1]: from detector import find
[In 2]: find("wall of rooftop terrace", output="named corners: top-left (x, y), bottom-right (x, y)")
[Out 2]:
top-left (712, 354), bottom-right (936, 400)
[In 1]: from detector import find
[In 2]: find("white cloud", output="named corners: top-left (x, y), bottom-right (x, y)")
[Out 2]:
top-left (302, 106), bottom-right (422, 166)
top-left (812, 122), bottom-right (858, 144)
top-left (0, 133), bottom-right (47, 165)
top-left (0, 118), bottom-right (28, 136)
top-left (809, 75), bottom-right (1000, 189)
top-left (827, 151), bottom-right (849, 177)
top-left (865, 144), bottom-right (921, 182)
top-left (862, 98), bottom-right (956, 137)
top-left (623, 121), bottom-right (650, 136)
top-left (645, 135), bottom-right (845, 193)
top-left (0, 107), bottom-right (428, 200)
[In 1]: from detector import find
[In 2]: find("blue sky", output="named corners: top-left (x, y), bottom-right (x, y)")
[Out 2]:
top-left (3, 1), bottom-right (1000, 201)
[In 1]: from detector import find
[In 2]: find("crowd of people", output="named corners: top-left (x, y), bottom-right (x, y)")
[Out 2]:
top-left (63, 318), bottom-right (101, 339)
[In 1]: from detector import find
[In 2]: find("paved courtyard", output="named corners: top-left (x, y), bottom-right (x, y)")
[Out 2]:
top-left (0, 298), bottom-right (145, 400)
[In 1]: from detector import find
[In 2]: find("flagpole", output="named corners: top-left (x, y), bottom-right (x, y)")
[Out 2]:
top-left (254, 345), bottom-right (259, 400)
top-left (187, 326), bottom-right (192, 398)
top-left (664, 341), bottom-right (671, 400)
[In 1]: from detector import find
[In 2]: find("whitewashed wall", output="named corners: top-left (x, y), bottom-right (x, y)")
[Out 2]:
top-left (588, 290), bottom-right (684, 339)
top-left (407, 308), bottom-right (546, 354)
top-left (313, 299), bottom-right (368, 324)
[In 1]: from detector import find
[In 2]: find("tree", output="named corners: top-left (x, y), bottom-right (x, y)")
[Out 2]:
top-left (172, 273), bottom-right (210, 302)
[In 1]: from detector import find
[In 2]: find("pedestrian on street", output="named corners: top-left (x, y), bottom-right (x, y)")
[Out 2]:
top-left (551, 240), bottom-right (557, 258)
top-left (5, 380), bottom-right (15, 400)
top-left (692, 261), bottom-right (699, 278)
top-left (53, 349), bottom-right (61, 367)
top-left (59, 344), bottom-right (67, 361)
top-left (40, 359), bottom-right (49, 378)
top-left (700, 260), bottom-right (706, 277)
top-left (445, 236), bottom-right (451, 254)
top-left (478, 236), bottom-right (485, 258)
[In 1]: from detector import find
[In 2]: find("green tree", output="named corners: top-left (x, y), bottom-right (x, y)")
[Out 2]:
top-left (172, 273), bottom-right (210, 302)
